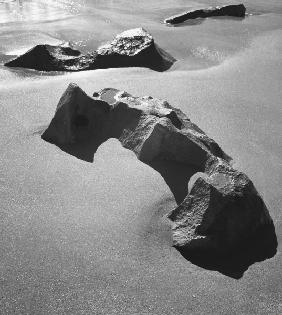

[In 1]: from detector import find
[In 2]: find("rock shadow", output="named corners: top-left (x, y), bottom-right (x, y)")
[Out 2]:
top-left (176, 222), bottom-right (278, 279)
top-left (48, 134), bottom-right (199, 205)
top-left (53, 137), bottom-right (104, 163)
top-left (169, 18), bottom-right (204, 27)
top-left (147, 159), bottom-right (200, 204)
top-left (43, 134), bottom-right (278, 279)
top-left (5, 28), bottom-right (176, 72)
top-left (164, 4), bottom-right (246, 26)
top-left (209, 15), bottom-right (245, 22)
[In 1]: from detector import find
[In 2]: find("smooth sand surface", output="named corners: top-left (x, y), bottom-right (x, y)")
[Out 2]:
top-left (0, 1), bottom-right (282, 314)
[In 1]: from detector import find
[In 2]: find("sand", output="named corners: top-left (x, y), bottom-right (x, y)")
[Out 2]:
top-left (0, 0), bottom-right (282, 314)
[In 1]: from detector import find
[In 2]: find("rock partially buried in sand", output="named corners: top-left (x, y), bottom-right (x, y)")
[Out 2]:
top-left (168, 157), bottom-right (274, 253)
top-left (164, 4), bottom-right (246, 25)
top-left (42, 84), bottom-right (276, 269)
top-left (4, 44), bottom-right (82, 72)
top-left (5, 28), bottom-right (175, 72)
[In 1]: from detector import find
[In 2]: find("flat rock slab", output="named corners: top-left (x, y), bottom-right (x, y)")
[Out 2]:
top-left (5, 28), bottom-right (175, 72)
top-left (164, 4), bottom-right (246, 25)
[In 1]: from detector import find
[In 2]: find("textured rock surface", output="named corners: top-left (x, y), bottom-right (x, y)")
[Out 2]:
top-left (164, 4), bottom-right (246, 25)
top-left (5, 28), bottom-right (175, 72)
top-left (42, 84), bottom-right (276, 263)
top-left (4, 44), bottom-right (81, 72)
top-left (43, 83), bottom-right (229, 163)
top-left (41, 84), bottom-right (110, 145)
top-left (168, 157), bottom-right (274, 253)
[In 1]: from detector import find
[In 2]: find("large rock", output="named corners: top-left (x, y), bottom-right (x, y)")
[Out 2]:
top-left (168, 157), bottom-right (274, 254)
top-left (42, 84), bottom-right (276, 270)
top-left (5, 28), bottom-right (175, 72)
top-left (164, 4), bottom-right (246, 25)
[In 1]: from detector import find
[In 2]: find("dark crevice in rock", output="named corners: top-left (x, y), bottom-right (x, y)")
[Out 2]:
top-left (5, 28), bottom-right (176, 72)
top-left (41, 83), bottom-right (277, 278)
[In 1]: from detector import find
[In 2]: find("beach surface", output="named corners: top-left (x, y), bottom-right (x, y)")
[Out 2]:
top-left (0, 1), bottom-right (282, 314)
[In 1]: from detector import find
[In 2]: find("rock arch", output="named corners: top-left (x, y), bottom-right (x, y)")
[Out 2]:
top-left (42, 83), bottom-right (277, 278)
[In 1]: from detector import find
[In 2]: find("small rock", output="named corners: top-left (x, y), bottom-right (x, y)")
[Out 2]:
top-left (164, 4), bottom-right (246, 25)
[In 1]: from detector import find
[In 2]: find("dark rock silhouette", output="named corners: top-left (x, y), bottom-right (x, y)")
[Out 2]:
top-left (164, 4), bottom-right (246, 25)
top-left (178, 222), bottom-right (277, 279)
top-left (5, 28), bottom-right (175, 72)
top-left (4, 44), bottom-right (81, 72)
top-left (41, 84), bottom-right (277, 278)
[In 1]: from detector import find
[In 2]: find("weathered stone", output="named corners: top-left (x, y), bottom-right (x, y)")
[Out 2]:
top-left (164, 4), bottom-right (246, 25)
top-left (95, 88), bottom-right (230, 164)
top-left (4, 44), bottom-right (81, 71)
top-left (42, 84), bottom-right (276, 266)
top-left (168, 157), bottom-right (274, 254)
top-left (5, 28), bottom-right (175, 72)
top-left (42, 84), bottom-right (110, 145)
top-left (43, 84), bottom-right (228, 163)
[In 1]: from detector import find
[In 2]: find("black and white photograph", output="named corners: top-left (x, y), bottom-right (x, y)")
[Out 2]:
top-left (0, 0), bottom-right (281, 314)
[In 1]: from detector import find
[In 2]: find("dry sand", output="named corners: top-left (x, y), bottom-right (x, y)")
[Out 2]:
top-left (0, 0), bottom-right (282, 314)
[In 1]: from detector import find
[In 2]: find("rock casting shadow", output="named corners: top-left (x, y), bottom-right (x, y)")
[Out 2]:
top-left (176, 222), bottom-right (277, 279)
top-left (46, 136), bottom-right (277, 279)
top-left (52, 135), bottom-right (199, 205)
top-left (41, 84), bottom-right (277, 279)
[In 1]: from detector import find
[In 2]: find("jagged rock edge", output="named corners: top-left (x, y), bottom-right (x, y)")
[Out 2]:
top-left (41, 83), bottom-right (277, 262)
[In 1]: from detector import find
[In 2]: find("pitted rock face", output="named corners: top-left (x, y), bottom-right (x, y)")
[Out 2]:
top-left (5, 28), bottom-right (175, 72)
top-left (42, 83), bottom-right (277, 274)
top-left (97, 28), bottom-right (153, 56)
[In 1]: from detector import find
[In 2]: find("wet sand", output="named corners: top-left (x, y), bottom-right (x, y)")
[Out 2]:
top-left (0, 1), bottom-right (282, 314)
